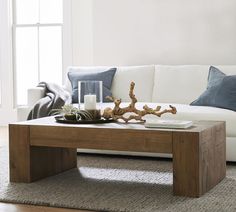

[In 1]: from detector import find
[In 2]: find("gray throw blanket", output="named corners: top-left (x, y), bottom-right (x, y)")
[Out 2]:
top-left (27, 82), bottom-right (71, 120)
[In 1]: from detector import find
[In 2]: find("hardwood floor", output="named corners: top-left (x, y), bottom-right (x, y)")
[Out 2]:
top-left (0, 127), bottom-right (94, 212)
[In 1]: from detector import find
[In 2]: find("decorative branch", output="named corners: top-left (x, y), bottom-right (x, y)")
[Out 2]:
top-left (102, 82), bottom-right (177, 123)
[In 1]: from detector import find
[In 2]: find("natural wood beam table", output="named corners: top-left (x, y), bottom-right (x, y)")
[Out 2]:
top-left (9, 117), bottom-right (226, 197)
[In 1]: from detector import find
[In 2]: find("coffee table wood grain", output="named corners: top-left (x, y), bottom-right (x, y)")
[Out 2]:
top-left (9, 117), bottom-right (226, 197)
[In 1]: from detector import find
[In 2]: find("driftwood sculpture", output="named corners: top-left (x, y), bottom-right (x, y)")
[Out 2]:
top-left (102, 82), bottom-right (177, 123)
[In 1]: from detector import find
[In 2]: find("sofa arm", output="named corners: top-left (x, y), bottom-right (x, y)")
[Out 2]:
top-left (16, 87), bottom-right (45, 121)
top-left (17, 106), bottom-right (32, 121)
top-left (27, 87), bottom-right (45, 107)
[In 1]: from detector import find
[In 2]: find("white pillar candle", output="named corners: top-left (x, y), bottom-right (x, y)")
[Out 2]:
top-left (84, 94), bottom-right (97, 110)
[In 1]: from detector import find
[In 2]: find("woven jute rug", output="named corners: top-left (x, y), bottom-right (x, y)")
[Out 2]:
top-left (0, 146), bottom-right (236, 212)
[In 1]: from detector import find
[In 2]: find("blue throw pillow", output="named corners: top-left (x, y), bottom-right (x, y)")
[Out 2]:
top-left (68, 68), bottom-right (116, 103)
top-left (191, 66), bottom-right (236, 111)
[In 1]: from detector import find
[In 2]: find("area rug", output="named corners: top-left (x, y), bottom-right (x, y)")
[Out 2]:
top-left (1, 146), bottom-right (236, 212)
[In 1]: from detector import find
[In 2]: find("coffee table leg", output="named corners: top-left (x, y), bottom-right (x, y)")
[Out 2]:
top-left (172, 126), bottom-right (226, 197)
top-left (9, 124), bottom-right (77, 183)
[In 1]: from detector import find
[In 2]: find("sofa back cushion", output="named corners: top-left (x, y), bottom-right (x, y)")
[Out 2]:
top-left (111, 65), bottom-right (155, 102)
top-left (152, 65), bottom-right (236, 104)
top-left (66, 65), bottom-right (155, 102)
top-left (216, 65), bottom-right (236, 75)
top-left (152, 65), bottom-right (209, 104)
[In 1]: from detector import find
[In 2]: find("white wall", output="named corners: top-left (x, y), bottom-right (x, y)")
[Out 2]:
top-left (72, 0), bottom-right (236, 66)
top-left (71, 0), bottom-right (94, 65)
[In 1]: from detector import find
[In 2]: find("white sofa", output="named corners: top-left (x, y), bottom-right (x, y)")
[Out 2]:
top-left (17, 65), bottom-right (236, 161)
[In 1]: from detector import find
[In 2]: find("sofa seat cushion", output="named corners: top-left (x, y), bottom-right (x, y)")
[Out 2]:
top-left (98, 102), bottom-right (235, 137)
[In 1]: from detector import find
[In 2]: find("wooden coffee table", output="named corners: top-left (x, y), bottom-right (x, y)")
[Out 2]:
top-left (9, 117), bottom-right (226, 197)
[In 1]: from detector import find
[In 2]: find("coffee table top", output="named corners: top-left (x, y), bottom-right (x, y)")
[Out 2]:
top-left (13, 116), bottom-right (225, 133)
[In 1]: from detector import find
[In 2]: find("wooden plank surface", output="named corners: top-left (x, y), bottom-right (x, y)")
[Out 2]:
top-left (172, 131), bottom-right (200, 197)
top-left (9, 125), bottom-right (77, 183)
top-left (173, 122), bottom-right (226, 197)
top-left (30, 147), bottom-right (77, 182)
top-left (9, 124), bottom-right (31, 182)
top-left (14, 116), bottom-right (225, 133)
top-left (199, 122), bottom-right (226, 195)
top-left (30, 126), bottom-right (173, 153)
